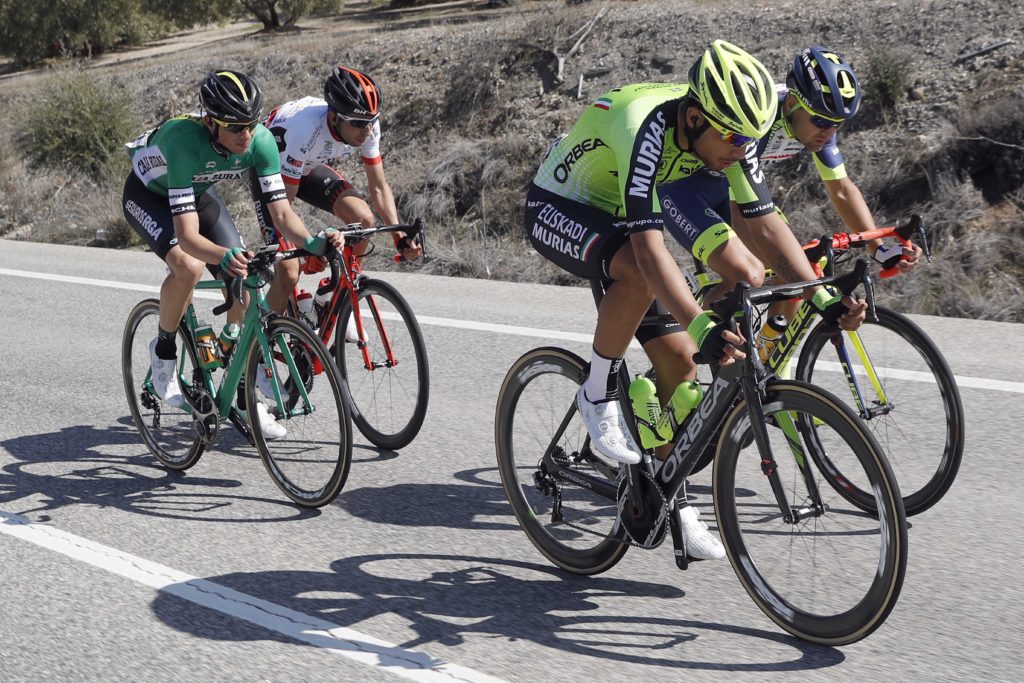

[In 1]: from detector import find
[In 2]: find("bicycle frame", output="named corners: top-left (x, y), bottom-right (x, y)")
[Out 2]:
top-left (538, 261), bottom-right (874, 544)
top-left (285, 221), bottom-right (424, 374)
top-left (689, 215), bottom-right (929, 420)
top-left (159, 251), bottom-right (322, 437)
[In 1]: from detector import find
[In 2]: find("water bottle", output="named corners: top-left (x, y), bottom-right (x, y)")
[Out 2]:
top-left (296, 289), bottom-right (316, 327)
top-left (628, 375), bottom-right (667, 449)
top-left (218, 322), bottom-right (240, 359)
top-left (756, 314), bottom-right (789, 364)
top-left (313, 277), bottom-right (333, 315)
top-left (655, 380), bottom-right (704, 441)
top-left (194, 320), bottom-right (222, 369)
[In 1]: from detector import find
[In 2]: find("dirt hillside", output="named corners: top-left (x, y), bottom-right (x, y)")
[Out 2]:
top-left (1, 0), bottom-right (1021, 320)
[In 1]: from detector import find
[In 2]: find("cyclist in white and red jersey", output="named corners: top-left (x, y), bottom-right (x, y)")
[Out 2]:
top-left (122, 70), bottom-right (342, 435)
top-left (252, 66), bottom-right (422, 319)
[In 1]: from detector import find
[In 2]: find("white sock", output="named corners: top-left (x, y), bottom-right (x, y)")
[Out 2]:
top-left (583, 347), bottom-right (622, 403)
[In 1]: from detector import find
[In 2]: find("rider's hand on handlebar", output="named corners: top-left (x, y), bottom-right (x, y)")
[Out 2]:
top-left (872, 242), bottom-right (922, 274)
top-left (817, 293), bottom-right (867, 332)
top-left (688, 312), bottom-right (747, 367)
top-left (219, 247), bottom-right (250, 279)
top-left (395, 232), bottom-right (423, 262)
top-left (304, 228), bottom-right (344, 256)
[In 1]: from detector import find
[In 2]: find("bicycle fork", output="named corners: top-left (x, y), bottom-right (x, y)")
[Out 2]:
top-left (746, 378), bottom-right (827, 524)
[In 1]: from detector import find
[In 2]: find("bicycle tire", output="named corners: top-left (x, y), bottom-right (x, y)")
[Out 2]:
top-left (246, 316), bottom-right (353, 508)
top-left (796, 306), bottom-right (965, 515)
top-left (335, 278), bottom-right (429, 451)
top-left (713, 380), bottom-right (907, 646)
top-left (495, 347), bottom-right (629, 575)
top-left (121, 299), bottom-right (205, 470)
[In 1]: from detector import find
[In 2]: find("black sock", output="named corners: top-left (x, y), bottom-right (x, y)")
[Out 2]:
top-left (156, 327), bottom-right (177, 360)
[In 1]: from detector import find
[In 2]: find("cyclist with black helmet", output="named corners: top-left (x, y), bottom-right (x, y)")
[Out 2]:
top-left (252, 65), bottom-right (421, 320)
top-left (122, 69), bottom-right (341, 435)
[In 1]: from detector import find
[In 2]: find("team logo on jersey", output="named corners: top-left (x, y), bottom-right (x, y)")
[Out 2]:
top-left (627, 111), bottom-right (667, 199)
top-left (205, 161), bottom-right (217, 169)
top-left (530, 202), bottom-right (599, 261)
top-left (553, 138), bottom-right (608, 183)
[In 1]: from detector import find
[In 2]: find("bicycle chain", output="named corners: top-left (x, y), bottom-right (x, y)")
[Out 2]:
top-left (550, 467), bottom-right (669, 550)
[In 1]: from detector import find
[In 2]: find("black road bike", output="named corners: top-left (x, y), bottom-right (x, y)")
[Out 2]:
top-left (495, 260), bottom-right (908, 645)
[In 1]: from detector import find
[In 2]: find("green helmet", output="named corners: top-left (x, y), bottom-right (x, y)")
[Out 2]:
top-left (687, 40), bottom-right (777, 139)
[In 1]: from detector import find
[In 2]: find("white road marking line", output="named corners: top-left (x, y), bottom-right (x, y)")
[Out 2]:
top-left (2, 267), bottom-right (1021, 394)
top-left (0, 509), bottom-right (508, 683)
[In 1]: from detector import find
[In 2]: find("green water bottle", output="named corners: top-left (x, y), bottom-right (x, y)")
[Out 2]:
top-left (218, 322), bottom-right (241, 359)
top-left (655, 380), bottom-right (704, 441)
top-left (629, 375), bottom-right (667, 449)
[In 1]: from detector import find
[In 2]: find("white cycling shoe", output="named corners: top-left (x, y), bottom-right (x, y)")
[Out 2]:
top-left (256, 362), bottom-right (285, 400)
top-left (148, 338), bottom-right (184, 408)
top-left (241, 402), bottom-right (287, 440)
top-left (576, 387), bottom-right (642, 466)
top-left (678, 505), bottom-right (725, 560)
top-left (344, 315), bottom-right (360, 343)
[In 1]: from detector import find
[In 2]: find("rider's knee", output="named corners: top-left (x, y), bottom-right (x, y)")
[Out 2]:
top-left (165, 250), bottom-right (204, 283)
top-left (275, 258), bottom-right (301, 287)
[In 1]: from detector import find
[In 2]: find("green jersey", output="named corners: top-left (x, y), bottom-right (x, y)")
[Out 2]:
top-left (127, 115), bottom-right (286, 215)
top-left (532, 83), bottom-right (776, 232)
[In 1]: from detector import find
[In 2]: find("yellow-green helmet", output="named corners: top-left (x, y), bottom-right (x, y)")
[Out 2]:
top-left (687, 40), bottom-right (778, 139)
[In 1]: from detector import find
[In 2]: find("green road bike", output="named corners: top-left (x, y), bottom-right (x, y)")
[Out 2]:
top-left (121, 245), bottom-right (353, 508)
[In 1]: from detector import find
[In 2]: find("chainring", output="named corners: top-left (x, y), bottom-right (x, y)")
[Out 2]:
top-left (616, 468), bottom-right (669, 549)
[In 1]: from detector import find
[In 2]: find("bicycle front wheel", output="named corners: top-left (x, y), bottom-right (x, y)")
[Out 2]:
top-left (246, 316), bottom-right (352, 507)
top-left (335, 279), bottom-right (429, 451)
top-left (495, 347), bottom-right (629, 575)
top-left (796, 306), bottom-right (964, 515)
top-left (713, 380), bottom-right (907, 646)
top-left (121, 299), bottom-right (205, 470)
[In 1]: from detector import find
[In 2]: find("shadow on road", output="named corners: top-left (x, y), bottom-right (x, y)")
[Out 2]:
top-left (0, 419), bottom-right (317, 522)
top-left (152, 552), bottom-right (844, 671)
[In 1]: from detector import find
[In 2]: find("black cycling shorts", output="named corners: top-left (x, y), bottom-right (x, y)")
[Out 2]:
top-left (122, 172), bottom-right (244, 276)
top-left (524, 184), bottom-right (682, 345)
top-left (250, 164), bottom-right (354, 247)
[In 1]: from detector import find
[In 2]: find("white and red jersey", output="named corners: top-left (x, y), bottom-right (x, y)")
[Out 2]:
top-left (263, 96), bottom-right (382, 187)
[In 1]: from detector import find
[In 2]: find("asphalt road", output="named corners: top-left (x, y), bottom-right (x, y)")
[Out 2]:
top-left (1, 240), bottom-right (1022, 682)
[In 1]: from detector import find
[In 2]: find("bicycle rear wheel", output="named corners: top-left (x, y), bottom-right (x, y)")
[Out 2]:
top-left (713, 380), bottom-right (907, 646)
top-left (335, 278), bottom-right (429, 451)
top-left (495, 347), bottom-right (629, 575)
top-left (796, 306), bottom-right (964, 515)
top-left (247, 316), bottom-right (352, 507)
top-left (121, 299), bottom-right (205, 470)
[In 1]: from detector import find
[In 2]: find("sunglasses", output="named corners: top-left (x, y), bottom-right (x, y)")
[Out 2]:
top-left (336, 114), bottom-right (379, 129)
top-left (705, 115), bottom-right (756, 148)
top-left (213, 117), bottom-right (259, 134)
top-left (795, 98), bottom-right (844, 130)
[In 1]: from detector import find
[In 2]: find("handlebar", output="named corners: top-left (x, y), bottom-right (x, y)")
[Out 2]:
top-left (802, 213), bottom-right (930, 279)
top-left (337, 218), bottom-right (426, 264)
top-left (212, 243), bottom-right (340, 316)
top-left (710, 257), bottom-right (874, 337)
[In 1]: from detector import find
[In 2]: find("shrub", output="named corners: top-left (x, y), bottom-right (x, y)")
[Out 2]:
top-left (19, 70), bottom-right (139, 180)
top-left (865, 49), bottom-right (912, 111)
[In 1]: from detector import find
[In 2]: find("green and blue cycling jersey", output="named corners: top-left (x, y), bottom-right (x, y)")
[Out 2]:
top-left (126, 114), bottom-right (286, 215)
top-left (753, 85), bottom-right (847, 181)
top-left (533, 83), bottom-right (778, 262)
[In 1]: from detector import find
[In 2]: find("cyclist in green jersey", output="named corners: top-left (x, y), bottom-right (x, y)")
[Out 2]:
top-left (526, 41), bottom-right (866, 559)
top-left (122, 70), bottom-right (342, 434)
